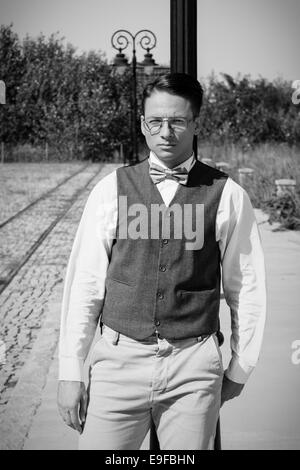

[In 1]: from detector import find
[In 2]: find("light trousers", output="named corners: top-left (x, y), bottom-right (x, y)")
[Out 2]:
top-left (78, 326), bottom-right (224, 450)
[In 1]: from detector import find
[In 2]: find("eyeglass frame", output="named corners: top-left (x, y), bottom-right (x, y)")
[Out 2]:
top-left (141, 115), bottom-right (196, 135)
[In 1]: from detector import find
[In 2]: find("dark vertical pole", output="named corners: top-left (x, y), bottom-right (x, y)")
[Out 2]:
top-left (214, 417), bottom-right (222, 450)
top-left (170, 0), bottom-right (198, 158)
top-left (132, 48), bottom-right (138, 163)
top-left (170, 0), bottom-right (197, 76)
top-left (149, 417), bottom-right (160, 450)
top-left (149, 0), bottom-right (222, 451)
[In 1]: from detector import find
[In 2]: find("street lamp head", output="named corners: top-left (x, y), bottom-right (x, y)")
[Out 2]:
top-left (111, 29), bottom-right (158, 163)
top-left (141, 49), bottom-right (157, 76)
top-left (113, 50), bottom-right (129, 75)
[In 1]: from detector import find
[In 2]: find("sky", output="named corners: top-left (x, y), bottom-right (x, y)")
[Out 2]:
top-left (0, 0), bottom-right (299, 82)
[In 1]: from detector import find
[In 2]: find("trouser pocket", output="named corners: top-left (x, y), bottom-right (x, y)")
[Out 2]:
top-left (210, 334), bottom-right (224, 373)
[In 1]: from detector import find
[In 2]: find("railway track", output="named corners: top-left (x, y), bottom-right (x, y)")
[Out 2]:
top-left (0, 163), bottom-right (104, 297)
top-left (0, 163), bottom-right (90, 230)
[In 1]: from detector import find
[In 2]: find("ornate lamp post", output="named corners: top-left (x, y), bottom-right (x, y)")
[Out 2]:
top-left (111, 29), bottom-right (157, 163)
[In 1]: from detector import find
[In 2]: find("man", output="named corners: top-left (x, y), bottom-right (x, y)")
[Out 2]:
top-left (57, 73), bottom-right (266, 450)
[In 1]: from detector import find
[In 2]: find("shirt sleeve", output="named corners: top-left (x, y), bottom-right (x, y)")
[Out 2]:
top-left (216, 178), bottom-right (267, 384)
top-left (58, 170), bottom-right (118, 381)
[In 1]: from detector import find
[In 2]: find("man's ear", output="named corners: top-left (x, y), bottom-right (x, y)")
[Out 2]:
top-left (140, 116), bottom-right (146, 137)
top-left (193, 116), bottom-right (201, 136)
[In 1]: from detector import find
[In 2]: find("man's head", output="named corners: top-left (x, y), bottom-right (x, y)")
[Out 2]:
top-left (141, 73), bottom-right (203, 168)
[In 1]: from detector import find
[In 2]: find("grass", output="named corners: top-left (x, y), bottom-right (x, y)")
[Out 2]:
top-left (198, 142), bottom-right (300, 211)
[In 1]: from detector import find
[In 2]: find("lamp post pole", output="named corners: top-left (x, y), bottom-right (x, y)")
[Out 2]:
top-left (111, 30), bottom-right (157, 164)
top-left (170, 0), bottom-right (198, 158)
top-left (131, 41), bottom-right (138, 163)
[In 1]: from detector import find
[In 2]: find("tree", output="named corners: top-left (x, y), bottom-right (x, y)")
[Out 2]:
top-left (0, 24), bottom-right (25, 144)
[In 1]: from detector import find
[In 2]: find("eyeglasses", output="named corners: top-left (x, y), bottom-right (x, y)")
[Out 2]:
top-left (142, 117), bottom-right (194, 135)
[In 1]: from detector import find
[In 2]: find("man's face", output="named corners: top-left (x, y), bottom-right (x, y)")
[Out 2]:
top-left (141, 90), bottom-right (200, 168)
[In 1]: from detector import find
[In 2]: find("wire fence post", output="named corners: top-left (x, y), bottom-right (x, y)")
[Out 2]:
top-left (0, 80), bottom-right (5, 104)
top-left (1, 142), bottom-right (4, 164)
top-left (45, 141), bottom-right (49, 161)
top-left (120, 143), bottom-right (125, 165)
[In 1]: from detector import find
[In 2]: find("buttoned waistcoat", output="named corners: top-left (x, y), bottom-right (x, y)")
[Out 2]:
top-left (101, 158), bottom-right (228, 340)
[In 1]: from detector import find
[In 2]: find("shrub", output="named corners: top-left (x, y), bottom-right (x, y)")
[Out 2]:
top-left (262, 191), bottom-right (300, 230)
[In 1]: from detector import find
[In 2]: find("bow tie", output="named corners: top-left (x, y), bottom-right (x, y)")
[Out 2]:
top-left (149, 162), bottom-right (189, 185)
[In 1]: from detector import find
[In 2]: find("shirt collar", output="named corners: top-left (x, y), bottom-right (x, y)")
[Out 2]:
top-left (149, 151), bottom-right (196, 173)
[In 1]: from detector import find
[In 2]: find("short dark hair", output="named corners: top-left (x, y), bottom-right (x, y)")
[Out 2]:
top-left (141, 73), bottom-right (203, 116)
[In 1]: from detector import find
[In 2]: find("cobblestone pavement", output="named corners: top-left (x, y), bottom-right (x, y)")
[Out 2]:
top-left (0, 163), bottom-right (121, 416)
top-left (0, 162), bottom-right (87, 225)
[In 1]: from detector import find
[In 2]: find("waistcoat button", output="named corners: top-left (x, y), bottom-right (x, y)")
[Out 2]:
top-left (159, 265), bottom-right (166, 272)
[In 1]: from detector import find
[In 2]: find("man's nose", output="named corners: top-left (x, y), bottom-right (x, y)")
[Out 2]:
top-left (160, 120), bottom-right (173, 138)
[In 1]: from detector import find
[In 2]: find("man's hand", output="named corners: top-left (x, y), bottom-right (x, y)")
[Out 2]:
top-left (57, 380), bottom-right (88, 434)
top-left (221, 374), bottom-right (244, 406)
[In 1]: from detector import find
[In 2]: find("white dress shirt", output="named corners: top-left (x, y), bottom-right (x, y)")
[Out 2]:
top-left (59, 152), bottom-right (266, 384)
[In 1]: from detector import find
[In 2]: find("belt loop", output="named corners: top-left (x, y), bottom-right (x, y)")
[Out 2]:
top-left (112, 331), bottom-right (120, 346)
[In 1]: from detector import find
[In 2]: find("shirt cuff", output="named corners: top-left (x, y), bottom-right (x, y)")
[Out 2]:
top-left (225, 355), bottom-right (255, 384)
top-left (58, 356), bottom-right (85, 382)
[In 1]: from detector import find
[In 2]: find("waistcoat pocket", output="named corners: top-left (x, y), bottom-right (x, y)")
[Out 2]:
top-left (177, 288), bottom-right (218, 307)
top-left (107, 276), bottom-right (134, 287)
top-left (104, 278), bottom-right (135, 310)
